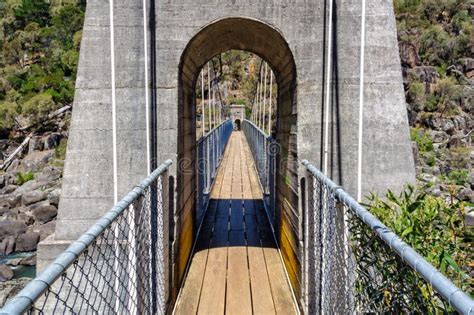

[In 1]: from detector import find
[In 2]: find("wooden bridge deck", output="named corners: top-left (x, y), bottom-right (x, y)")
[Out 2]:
top-left (174, 131), bottom-right (298, 315)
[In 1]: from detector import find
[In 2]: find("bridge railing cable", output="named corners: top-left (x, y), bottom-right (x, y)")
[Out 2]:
top-left (302, 160), bottom-right (474, 314)
top-left (196, 119), bottom-right (233, 225)
top-left (1, 160), bottom-right (173, 315)
top-left (241, 119), bottom-right (276, 225)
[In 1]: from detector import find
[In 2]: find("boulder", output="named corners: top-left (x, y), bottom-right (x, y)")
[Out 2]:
top-left (6, 160), bottom-right (20, 172)
top-left (31, 204), bottom-right (57, 224)
top-left (27, 200), bottom-right (50, 212)
top-left (399, 42), bottom-right (420, 68)
top-left (15, 232), bottom-right (40, 252)
top-left (27, 137), bottom-right (43, 154)
top-left (0, 194), bottom-right (21, 209)
top-left (0, 220), bottom-right (27, 239)
top-left (0, 201), bottom-right (10, 216)
top-left (15, 180), bottom-right (41, 194)
top-left (21, 191), bottom-right (47, 206)
top-left (47, 188), bottom-right (61, 206)
top-left (458, 187), bottom-right (474, 202)
top-left (0, 265), bottom-right (13, 282)
top-left (0, 236), bottom-right (15, 256)
top-left (43, 133), bottom-right (62, 150)
top-left (408, 66), bottom-right (439, 94)
top-left (6, 258), bottom-right (22, 267)
top-left (460, 57), bottom-right (474, 78)
top-left (0, 278), bottom-right (30, 306)
top-left (16, 150), bottom-right (54, 173)
top-left (465, 208), bottom-right (474, 227)
top-left (1, 185), bottom-right (17, 195)
top-left (28, 221), bottom-right (55, 241)
top-left (19, 254), bottom-right (36, 266)
top-left (426, 185), bottom-right (442, 197)
top-left (427, 130), bottom-right (449, 144)
top-left (36, 167), bottom-right (61, 186)
top-left (0, 175), bottom-right (4, 189)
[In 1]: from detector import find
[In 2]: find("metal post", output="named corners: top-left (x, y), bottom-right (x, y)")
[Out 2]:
top-left (268, 71), bottom-right (273, 135)
top-left (201, 71), bottom-right (205, 138)
top-left (206, 63), bottom-right (211, 192)
top-left (208, 63), bottom-right (212, 132)
top-left (263, 63), bottom-right (268, 134)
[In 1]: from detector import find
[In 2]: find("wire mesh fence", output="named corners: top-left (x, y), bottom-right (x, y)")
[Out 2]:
top-left (302, 160), bottom-right (474, 314)
top-left (241, 119), bottom-right (276, 224)
top-left (1, 160), bottom-right (173, 315)
top-left (196, 119), bottom-right (232, 224)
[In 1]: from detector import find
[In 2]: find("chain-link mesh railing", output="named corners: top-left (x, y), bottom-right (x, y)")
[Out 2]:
top-left (1, 160), bottom-right (173, 315)
top-left (196, 120), bottom-right (232, 225)
top-left (302, 160), bottom-right (474, 314)
top-left (241, 119), bottom-right (277, 224)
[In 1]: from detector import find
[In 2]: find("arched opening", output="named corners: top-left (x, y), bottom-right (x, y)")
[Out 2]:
top-left (234, 119), bottom-right (241, 131)
top-left (176, 17), bottom-right (298, 300)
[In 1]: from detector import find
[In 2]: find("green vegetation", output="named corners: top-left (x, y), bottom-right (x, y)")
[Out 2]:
top-left (362, 186), bottom-right (473, 309)
top-left (0, 0), bottom-right (85, 136)
top-left (410, 127), bottom-right (433, 152)
top-left (228, 97), bottom-right (246, 105)
top-left (448, 169), bottom-right (469, 185)
top-left (395, 0), bottom-right (472, 116)
top-left (54, 138), bottom-right (67, 160)
top-left (16, 171), bottom-right (34, 185)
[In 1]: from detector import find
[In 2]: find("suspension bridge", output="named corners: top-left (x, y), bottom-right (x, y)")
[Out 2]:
top-left (2, 0), bottom-right (474, 314)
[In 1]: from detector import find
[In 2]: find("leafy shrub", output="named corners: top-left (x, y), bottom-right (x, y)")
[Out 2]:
top-left (366, 186), bottom-right (472, 296)
top-left (407, 82), bottom-right (425, 111)
top-left (16, 171), bottom-right (34, 185)
top-left (228, 97), bottom-right (246, 105)
top-left (54, 138), bottom-right (67, 160)
top-left (423, 152), bottom-right (436, 166)
top-left (410, 128), bottom-right (434, 152)
top-left (424, 94), bottom-right (440, 112)
top-left (448, 169), bottom-right (469, 185)
top-left (0, 101), bottom-right (18, 130)
top-left (420, 25), bottom-right (450, 65)
top-left (21, 92), bottom-right (57, 124)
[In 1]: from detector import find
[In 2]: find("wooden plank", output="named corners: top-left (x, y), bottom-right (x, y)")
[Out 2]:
top-left (242, 135), bottom-right (297, 315)
top-left (175, 134), bottom-right (233, 314)
top-left (248, 246), bottom-right (276, 315)
top-left (174, 245), bottom-right (209, 313)
top-left (226, 246), bottom-right (252, 315)
top-left (262, 246), bottom-right (298, 315)
top-left (198, 246), bottom-right (228, 315)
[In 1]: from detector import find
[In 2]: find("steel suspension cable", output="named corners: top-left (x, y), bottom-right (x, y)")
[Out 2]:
top-left (357, 0), bottom-right (367, 201)
top-left (323, 0), bottom-right (334, 176)
top-left (259, 63), bottom-right (265, 129)
top-left (268, 71), bottom-right (273, 135)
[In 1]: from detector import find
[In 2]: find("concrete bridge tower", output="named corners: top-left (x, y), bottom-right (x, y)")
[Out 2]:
top-left (38, 0), bottom-right (416, 309)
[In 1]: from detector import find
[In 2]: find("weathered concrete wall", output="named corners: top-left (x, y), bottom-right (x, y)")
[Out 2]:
top-left (230, 104), bottom-right (245, 122)
top-left (39, 0), bottom-right (416, 311)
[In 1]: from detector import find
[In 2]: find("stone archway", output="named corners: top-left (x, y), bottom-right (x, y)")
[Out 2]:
top-left (176, 17), bottom-right (299, 296)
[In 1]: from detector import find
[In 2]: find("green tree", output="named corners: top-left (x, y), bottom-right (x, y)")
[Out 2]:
top-left (14, 0), bottom-right (51, 28)
top-left (0, 101), bottom-right (18, 131)
top-left (21, 92), bottom-right (57, 124)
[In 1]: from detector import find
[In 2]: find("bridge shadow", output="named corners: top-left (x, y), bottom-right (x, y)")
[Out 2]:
top-left (194, 198), bottom-right (278, 251)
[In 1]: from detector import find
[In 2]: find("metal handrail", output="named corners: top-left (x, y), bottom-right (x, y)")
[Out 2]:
top-left (196, 119), bottom-right (231, 145)
top-left (1, 160), bottom-right (173, 314)
top-left (302, 160), bottom-right (474, 314)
